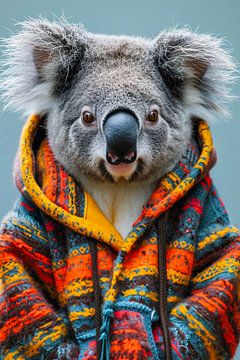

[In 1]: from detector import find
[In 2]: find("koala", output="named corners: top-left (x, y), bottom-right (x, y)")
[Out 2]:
top-left (1, 18), bottom-right (239, 360)
top-left (1, 19), bottom-right (235, 238)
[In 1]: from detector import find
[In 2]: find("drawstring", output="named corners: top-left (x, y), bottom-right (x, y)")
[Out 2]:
top-left (99, 307), bottom-right (114, 360)
top-left (157, 212), bottom-right (172, 360)
top-left (89, 239), bottom-right (102, 360)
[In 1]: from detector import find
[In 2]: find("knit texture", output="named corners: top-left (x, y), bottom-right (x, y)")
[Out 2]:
top-left (0, 114), bottom-right (239, 359)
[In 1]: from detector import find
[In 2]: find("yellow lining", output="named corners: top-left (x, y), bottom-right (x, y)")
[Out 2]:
top-left (84, 191), bottom-right (120, 239)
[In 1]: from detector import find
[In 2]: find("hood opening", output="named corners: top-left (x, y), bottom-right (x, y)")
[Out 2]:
top-left (16, 114), bottom-right (214, 253)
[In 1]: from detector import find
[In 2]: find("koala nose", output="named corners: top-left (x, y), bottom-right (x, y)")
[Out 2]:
top-left (103, 110), bottom-right (139, 165)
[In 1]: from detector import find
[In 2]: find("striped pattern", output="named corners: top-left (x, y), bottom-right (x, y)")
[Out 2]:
top-left (0, 114), bottom-right (239, 359)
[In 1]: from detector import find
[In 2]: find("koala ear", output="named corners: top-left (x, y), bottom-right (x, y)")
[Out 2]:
top-left (154, 29), bottom-right (237, 119)
top-left (1, 18), bottom-right (86, 115)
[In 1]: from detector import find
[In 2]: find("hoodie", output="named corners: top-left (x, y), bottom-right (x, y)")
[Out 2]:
top-left (0, 114), bottom-right (239, 360)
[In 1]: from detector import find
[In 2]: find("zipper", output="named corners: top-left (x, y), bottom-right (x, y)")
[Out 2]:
top-left (89, 238), bottom-right (102, 359)
top-left (157, 212), bottom-right (172, 360)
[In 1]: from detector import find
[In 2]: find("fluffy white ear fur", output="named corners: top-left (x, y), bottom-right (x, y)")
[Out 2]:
top-left (154, 28), bottom-right (237, 121)
top-left (0, 18), bottom-right (85, 116)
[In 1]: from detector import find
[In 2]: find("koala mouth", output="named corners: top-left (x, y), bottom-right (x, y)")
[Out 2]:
top-left (99, 159), bottom-right (144, 183)
top-left (106, 161), bottom-right (137, 180)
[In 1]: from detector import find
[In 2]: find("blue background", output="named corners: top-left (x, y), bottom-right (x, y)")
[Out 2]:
top-left (0, 0), bottom-right (239, 226)
top-left (0, 0), bottom-right (239, 358)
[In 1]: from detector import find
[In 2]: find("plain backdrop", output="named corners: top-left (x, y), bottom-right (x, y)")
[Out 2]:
top-left (0, 0), bottom-right (239, 358)
top-left (0, 0), bottom-right (240, 226)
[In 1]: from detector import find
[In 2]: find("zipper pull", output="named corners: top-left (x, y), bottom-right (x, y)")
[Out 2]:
top-left (151, 309), bottom-right (156, 321)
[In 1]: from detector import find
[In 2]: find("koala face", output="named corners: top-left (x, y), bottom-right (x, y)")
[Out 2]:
top-left (1, 19), bottom-right (235, 184)
top-left (47, 35), bottom-right (191, 183)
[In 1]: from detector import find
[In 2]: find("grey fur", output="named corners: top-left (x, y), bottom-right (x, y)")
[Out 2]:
top-left (0, 18), bottom-right (237, 184)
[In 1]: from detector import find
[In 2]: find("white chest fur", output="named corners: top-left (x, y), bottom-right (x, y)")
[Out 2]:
top-left (81, 178), bottom-right (157, 239)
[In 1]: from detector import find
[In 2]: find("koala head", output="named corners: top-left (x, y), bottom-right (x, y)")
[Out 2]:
top-left (1, 19), bottom-right (236, 184)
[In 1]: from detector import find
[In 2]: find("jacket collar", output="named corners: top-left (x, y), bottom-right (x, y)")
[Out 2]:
top-left (15, 114), bottom-right (214, 252)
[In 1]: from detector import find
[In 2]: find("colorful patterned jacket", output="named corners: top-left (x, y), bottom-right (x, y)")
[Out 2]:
top-left (0, 115), bottom-right (239, 360)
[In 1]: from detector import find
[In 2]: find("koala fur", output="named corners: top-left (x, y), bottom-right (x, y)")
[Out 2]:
top-left (1, 18), bottom-right (236, 238)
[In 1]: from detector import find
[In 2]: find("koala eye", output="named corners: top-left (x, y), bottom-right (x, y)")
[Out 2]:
top-left (82, 111), bottom-right (95, 124)
top-left (147, 109), bottom-right (159, 123)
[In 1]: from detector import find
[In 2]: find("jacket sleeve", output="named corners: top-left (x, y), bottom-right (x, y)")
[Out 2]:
top-left (168, 182), bottom-right (240, 360)
top-left (0, 197), bottom-right (79, 359)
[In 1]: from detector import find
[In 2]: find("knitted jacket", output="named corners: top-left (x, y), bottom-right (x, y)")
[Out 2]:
top-left (0, 114), bottom-right (239, 360)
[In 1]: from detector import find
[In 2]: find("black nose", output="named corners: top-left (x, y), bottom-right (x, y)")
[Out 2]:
top-left (103, 110), bottom-right (139, 165)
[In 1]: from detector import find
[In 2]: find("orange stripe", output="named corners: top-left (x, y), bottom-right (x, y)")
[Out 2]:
top-left (0, 303), bottom-right (52, 342)
top-left (0, 238), bottom-right (54, 289)
top-left (111, 337), bottom-right (147, 355)
top-left (219, 309), bottom-right (238, 356)
top-left (123, 244), bottom-right (158, 269)
top-left (58, 167), bottom-right (69, 211)
top-left (61, 250), bottom-right (114, 284)
top-left (192, 294), bottom-right (226, 313)
top-left (0, 288), bottom-right (44, 316)
top-left (167, 248), bottom-right (195, 274)
top-left (13, 238), bottom-right (51, 265)
top-left (37, 139), bottom-right (58, 203)
top-left (192, 279), bottom-right (234, 300)
top-left (124, 245), bottom-right (194, 275)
